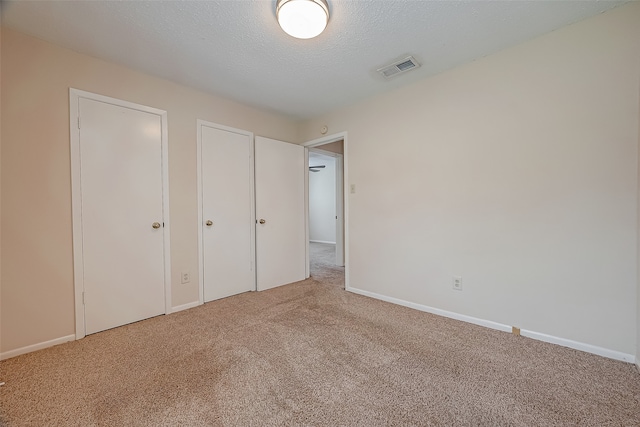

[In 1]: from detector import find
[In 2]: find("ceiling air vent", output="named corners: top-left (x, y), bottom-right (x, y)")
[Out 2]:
top-left (377, 56), bottom-right (420, 79)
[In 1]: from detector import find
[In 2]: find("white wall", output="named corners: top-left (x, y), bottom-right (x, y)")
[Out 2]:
top-left (300, 3), bottom-right (640, 357)
top-left (309, 154), bottom-right (336, 243)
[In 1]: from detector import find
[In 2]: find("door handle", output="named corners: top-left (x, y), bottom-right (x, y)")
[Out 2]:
top-left (205, 220), bottom-right (213, 226)
top-left (152, 222), bottom-right (161, 229)
top-left (259, 219), bottom-right (266, 224)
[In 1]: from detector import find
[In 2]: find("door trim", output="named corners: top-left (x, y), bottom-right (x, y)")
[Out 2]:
top-left (302, 131), bottom-right (349, 289)
top-left (196, 120), bottom-right (256, 304)
top-left (70, 88), bottom-right (172, 340)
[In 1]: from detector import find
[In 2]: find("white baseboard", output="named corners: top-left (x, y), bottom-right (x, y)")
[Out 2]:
top-left (520, 329), bottom-right (635, 363)
top-left (1, 300), bottom-right (202, 360)
top-left (309, 240), bottom-right (336, 245)
top-left (0, 334), bottom-right (75, 361)
top-left (171, 300), bottom-right (201, 313)
top-left (346, 286), bottom-right (635, 364)
top-left (347, 287), bottom-right (511, 333)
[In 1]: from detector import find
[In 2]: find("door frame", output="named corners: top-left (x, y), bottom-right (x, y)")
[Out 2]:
top-left (196, 120), bottom-right (256, 304)
top-left (302, 131), bottom-right (349, 289)
top-left (70, 88), bottom-right (172, 340)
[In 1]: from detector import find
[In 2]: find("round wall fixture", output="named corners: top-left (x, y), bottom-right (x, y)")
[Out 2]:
top-left (320, 125), bottom-right (328, 134)
top-left (276, 0), bottom-right (329, 39)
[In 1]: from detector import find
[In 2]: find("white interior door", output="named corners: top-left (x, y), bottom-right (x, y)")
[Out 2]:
top-left (78, 96), bottom-right (167, 335)
top-left (199, 122), bottom-right (254, 302)
top-left (255, 136), bottom-right (306, 291)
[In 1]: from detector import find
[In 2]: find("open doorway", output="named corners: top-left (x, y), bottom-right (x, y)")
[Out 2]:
top-left (309, 151), bottom-right (336, 246)
top-left (304, 134), bottom-right (346, 288)
top-left (309, 151), bottom-right (338, 273)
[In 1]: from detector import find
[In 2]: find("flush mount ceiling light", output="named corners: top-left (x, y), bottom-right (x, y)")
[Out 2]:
top-left (276, 0), bottom-right (329, 39)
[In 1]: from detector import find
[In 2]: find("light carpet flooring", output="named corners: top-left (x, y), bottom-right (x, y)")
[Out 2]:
top-left (1, 242), bottom-right (639, 426)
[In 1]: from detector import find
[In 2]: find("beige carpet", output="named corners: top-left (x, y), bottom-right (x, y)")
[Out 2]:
top-left (1, 242), bottom-right (639, 426)
top-left (309, 241), bottom-right (343, 287)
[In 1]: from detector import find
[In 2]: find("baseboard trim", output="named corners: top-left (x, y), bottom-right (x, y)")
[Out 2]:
top-left (171, 301), bottom-right (201, 313)
top-left (520, 329), bottom-right (635, 363)
top-left (3, 294), bottom-right (633, 365)
top-left (347, 287), bottom-right (635, 364)
top-left (309, 240), bottom-right (336, 245)
top-left (2, 300), bottom-right (203, 360)
top-left (0, 334), bottom-right (75, 361)
top-left (347, 287), bottom-right (511, 333)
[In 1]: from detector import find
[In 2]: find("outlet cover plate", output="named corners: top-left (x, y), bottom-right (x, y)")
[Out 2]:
top-left (181, 271), bottom-right (191, 284)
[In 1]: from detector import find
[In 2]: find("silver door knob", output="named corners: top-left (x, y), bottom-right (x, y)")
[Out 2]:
top-left (259, 219), bottom-right (266, 224)
top-left (205, 220), bottom-right (213, 226)
top-left (152, 222), bottom-right (161, 229)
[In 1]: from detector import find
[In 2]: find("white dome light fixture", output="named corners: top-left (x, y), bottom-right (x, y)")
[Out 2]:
top-left (276, 0), bottom-right (329, 40)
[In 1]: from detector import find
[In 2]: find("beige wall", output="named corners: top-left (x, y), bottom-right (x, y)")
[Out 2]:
top-left (315, 140), bottom-right (343, 155)
top-left (0, 14), bottom-right (3, 354)
top-left (0, 28), bottom-right (298, 354)
top-left (301, 3), bottom-right (640, 356)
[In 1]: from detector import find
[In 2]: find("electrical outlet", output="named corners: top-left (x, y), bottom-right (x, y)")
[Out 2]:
top-left (452, 276), bottom-right (462, 291)
top-left (181, 271), bottom-right (191, 284)
top-left (350, 184), bottom-right (356, 194)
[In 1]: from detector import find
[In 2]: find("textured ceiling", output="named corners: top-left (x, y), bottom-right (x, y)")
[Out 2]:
top-left (1, 0), bottom-right (627, 120)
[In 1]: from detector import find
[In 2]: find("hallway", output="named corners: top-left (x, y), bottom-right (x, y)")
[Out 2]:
top-left (309, 242), bottom-right (344, 289)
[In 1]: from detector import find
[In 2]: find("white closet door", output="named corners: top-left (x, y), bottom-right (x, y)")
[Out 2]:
top-left (200, 123), bottom-right (254, 302)
top-left (79, 97), bottom-right (166, 335)
top-left (255, 136), bottom-right (306, 291)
